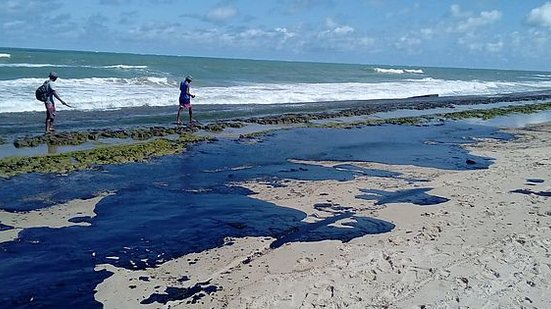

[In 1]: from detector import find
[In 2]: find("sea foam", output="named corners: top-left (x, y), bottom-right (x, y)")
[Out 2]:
top-left (374, 68), bottom-right (424, 74)
top-left (2, 76), bottom-right (551, 114)
top-left (0, 63), bottom-right (70, 68)
top-left (0, 63), bottom-right (148, 69)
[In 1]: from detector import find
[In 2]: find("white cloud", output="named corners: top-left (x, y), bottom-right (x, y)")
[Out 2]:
top-left (285, 0), bottom-right (333, 14)
top-left (527, 2), bottom-right (551, 28)
top-left (207, 6), bottom-right (237, 22)
top-left (528, 29), bottom-right (549, 45)
top-left (420, 28), bottom-right (434, 39)
top-left (3, 20), bottom-right (25, 29)
top-left (485, 40), bottom-right (504, 52)
top-left (311, 18), bottom-right (374, 53)
top-left (446, 5), bottom-right (502, 34)
top-left (177, 26), bottom-right (301, 52)
top-left (239, 28), bottom-right (274, 39)
top-left (275, 27), bottom-right (296, 39)
top-left (506, 29), bottom-right (550, 61)
top-left (322, 17), bottom-right (354, 36)
top-left (128, 22), bottom-right (180, 40)
top-left (356, 37), bottom-right (375, 48)
top-left (458, 35), bottom-right (504, 54)
top-left (325, 17), bottom-right (338, 29)
top-left (1, 0), bottom-right (60, 17)
top-left (177, 17), bottom-right (370, 56)
top-left (394, 34), bottom-right (422, 52)
top-left (99, 0), bottom-right (129, 5)
top-left (450, 4), bottom-right (469, 18)
top-left (456, 10), bottom-right (502, 32)
top-left (333, 25), bottom-right (354, 35)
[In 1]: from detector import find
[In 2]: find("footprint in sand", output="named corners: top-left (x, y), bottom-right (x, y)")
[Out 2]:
top-left (295, 257), bottom-right (316, 272)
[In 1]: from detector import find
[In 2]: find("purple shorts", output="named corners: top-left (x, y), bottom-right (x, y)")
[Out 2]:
top-left (45, 103), bottom-right (56, 119)
top-left (179, 98), bottom-right (191, 109)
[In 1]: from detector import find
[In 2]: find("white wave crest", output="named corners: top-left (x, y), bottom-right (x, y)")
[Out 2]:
top-left (0, 63), bottom-right (71, 68)
top-left (0, 63), bottom-right (148, 70)
top-left (0, 53), bottom-right (10, 58)
top-left (103, 65), bottom-right (148, 69)
top-left (374, 68), bottom-right (424, 74)
top-left (2, 77), bottom-right (551, 113)
top-left (532, 74), bottom-right (551, 79)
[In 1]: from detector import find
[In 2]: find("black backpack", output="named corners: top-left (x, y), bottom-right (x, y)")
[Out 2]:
top-left (35, 81), bottom-right (49, 101)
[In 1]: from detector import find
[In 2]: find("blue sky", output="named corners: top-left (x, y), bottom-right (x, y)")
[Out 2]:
top-left (1, 0), bottom-right (551, 70)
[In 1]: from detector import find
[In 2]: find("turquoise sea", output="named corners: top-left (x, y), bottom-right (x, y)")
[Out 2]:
top-left (2, 47), bottom-right (551, 113)
top-left (1, 46), bottom-right (551, 140)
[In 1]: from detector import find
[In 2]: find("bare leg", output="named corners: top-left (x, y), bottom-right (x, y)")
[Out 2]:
top-left (45, 115), bottom-right (53, 133)
top-left (45, 103), bottom-right (55, 133)
top-left (176, 106), bottom-right (183, 124)
top-left (188, 107), bottom-right (193, 124)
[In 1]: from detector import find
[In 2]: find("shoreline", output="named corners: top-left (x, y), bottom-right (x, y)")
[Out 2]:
top-left (2, 101), bottom-right (551, 178)
top-left (2, 89), bottom-right (551, 136)
top-left (92, 122), bottom-right (551, 308)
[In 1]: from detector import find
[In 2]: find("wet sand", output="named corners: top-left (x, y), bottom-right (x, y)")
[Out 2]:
top-left (93, 124), bottom-right (551, 308)
top-left (0, 193), bottom-right (111, 244)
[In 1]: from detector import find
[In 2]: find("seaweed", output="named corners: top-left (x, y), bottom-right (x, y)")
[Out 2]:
top-left (442, 102), bottom-right (551, 120)
top-left (313, 102), bottom-right (551, 129)
top-left (0, 134), bottom-right (213, 178)
top-left (3, 101), bottom-right (551, 178)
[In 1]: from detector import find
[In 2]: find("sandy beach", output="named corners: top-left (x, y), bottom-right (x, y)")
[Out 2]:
top-left (89, 123), bottom-right (551, 308)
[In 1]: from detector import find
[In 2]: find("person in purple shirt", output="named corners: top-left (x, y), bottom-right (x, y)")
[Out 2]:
top-left (41, 72), bottom-right (71, 133)
top-left (176, 75), bottom-right (195, 125)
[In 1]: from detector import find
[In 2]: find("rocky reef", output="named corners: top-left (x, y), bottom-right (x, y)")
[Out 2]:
top-left (2, 101), bottom-right (551, 178)
top-left (0, 134), bottom-right (213, 178)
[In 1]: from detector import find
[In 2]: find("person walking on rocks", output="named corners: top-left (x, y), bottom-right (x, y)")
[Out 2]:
top-left (176, 75), bottom-right (195, 125)
top-left (36, 72), bottom-right (71, 133)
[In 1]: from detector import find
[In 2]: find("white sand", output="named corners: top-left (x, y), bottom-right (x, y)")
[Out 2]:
top-left (0, 193), bottom-right (112, 243)
top-left (95, 124), bottom-right (551, 308)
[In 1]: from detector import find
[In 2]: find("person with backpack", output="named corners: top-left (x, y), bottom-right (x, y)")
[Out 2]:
top-left (176, 75), bottom-right (195, 125)
top-left (36, 72), bottom-right (71, 133)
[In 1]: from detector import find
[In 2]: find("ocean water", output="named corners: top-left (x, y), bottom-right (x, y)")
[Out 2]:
top-left (1, 47), bottom-right (551, 114)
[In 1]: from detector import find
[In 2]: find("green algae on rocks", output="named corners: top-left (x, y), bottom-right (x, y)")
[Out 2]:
top-left (13, 127), bottom-right (190, 148)
top-left (14, 132), bottom-right (89, 148)
top-left (238, 129), bottom-right (279, 139)
top-left (3, 102), bottom-right (551, 178)
top-left (11, 122), bottom-right (245, 148)
top-left (314, 102), bottom-right (551, 129)
top-left (442, 102), bottom-right (551, 120)
top-left (202, 121), bottom-right (245, 132)
top-left (0, 134), bottom-right (213, 178)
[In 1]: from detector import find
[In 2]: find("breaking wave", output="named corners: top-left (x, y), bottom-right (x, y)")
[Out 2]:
top-left (374, 68), bottom-right (424, 74)
top-left (2, 76), bottom-right (551, 113)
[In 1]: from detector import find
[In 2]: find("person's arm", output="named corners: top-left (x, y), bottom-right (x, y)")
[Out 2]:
top-left (186, 84), bottom-right (195, 98)
top-left (53, 91), bottom-right (72, 107)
